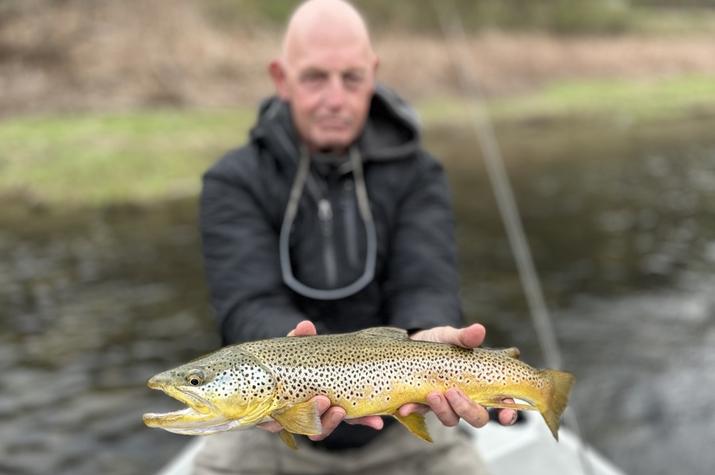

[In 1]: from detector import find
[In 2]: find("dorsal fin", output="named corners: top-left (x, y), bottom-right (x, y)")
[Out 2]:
top-left (480, 346), bottom-right (521, 359)
top-left (356, 327), bottom-right (409, 340)
top-left (498, 347), bottom-right (521, 359)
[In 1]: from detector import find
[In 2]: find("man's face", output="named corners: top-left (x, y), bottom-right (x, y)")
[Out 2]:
top-left (271, 38), bottom-right (377, 152)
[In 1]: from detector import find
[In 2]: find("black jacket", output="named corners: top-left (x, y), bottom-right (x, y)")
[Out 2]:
top-left (199, 86), bottom-right (463, 449)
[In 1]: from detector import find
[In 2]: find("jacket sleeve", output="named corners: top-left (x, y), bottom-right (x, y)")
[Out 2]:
top-left (382, 152), bottom-right (463, 331)
top-left (200, 161), bottom-right (307, 344)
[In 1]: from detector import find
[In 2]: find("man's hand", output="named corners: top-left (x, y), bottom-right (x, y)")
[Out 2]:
top-left (257, 321), bottom-right (384, 441)
top-left (400, 324), bottom-right (518, 428)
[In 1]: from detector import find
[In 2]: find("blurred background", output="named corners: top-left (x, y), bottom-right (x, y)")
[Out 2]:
top-left (1, 1), bottom-right (714, 474)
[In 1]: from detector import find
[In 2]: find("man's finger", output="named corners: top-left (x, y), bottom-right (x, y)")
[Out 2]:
top-left (397, 403), bottom-right (429, 417)
top-left (455, 324), bottom-right (486, 348)
top-left (498, 398), bottom-right (518, 425)
top-left (288, 320), bottom-right (317, 337)
top-left (312, 395), bottom-right (332, 414)
top-left (444, 388), bottom-right (489, 428)
top-left (410, 324), bottom-right (486, 349)
top-left (310, 406), bottom-right (346, 441)
top-left (345, 415), bottom-right (384, 430)
top-left (426, 391), bottom-right (459, 427)
top-left (257, 420), bottom-right (283, 433)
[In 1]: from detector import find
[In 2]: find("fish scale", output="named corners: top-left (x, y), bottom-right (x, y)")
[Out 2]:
top-left (143, 327), bottom-right (574, 448)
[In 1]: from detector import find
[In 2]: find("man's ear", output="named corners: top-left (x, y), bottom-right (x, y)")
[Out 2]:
top-left (269, 60), bottom-right (290, 100)
top-left (368, 54), bottom-right (380, 90)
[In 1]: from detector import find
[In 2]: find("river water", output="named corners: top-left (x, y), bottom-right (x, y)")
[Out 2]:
top-left (1, 115), bottom-right (714, 475)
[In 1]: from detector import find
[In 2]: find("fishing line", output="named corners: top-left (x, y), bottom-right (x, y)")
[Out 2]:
top-left (431, 2), bottom-right (594, 474)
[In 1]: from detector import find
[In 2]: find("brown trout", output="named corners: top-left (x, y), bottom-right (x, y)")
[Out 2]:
top-left (143, 327), bottom-right (574, 448)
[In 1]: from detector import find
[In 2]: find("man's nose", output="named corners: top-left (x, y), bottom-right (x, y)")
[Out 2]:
top-left (323, 76), bottom-right (346, 108)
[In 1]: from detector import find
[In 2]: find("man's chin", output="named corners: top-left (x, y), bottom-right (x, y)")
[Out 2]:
top-left (309, 134), bottom-right (356, 152)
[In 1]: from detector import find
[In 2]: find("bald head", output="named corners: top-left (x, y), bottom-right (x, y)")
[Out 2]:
top-left (269, 0), bottom-right (379, 152)
top-left (281, 0), bottom-right (375, 66)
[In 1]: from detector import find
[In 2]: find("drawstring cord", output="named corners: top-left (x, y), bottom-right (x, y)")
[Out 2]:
top-left (279, 146), bottom-right (377, 300)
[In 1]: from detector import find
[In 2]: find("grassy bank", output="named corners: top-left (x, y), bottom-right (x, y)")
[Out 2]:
top-left (419, 74), bottom-right (715, 124)
top-left (2, 75), bottom-right (714, 207)
top-left (4, 2), bottom-right (715, 116)
top-left (0, 109), bottom-right (254, 206)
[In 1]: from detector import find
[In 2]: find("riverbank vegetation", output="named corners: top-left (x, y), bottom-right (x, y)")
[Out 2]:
top-left (2, 0), bottom-right (714, 206)
top-left (2, 1), bottom-right (715, 115)
top-left (3, 74), bottom-right (714, 206)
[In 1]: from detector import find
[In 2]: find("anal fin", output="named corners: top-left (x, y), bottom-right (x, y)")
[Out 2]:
top-left (271, 399), bottom-right (322, 436)
top-left (393, 412), bottom-right (432, 443)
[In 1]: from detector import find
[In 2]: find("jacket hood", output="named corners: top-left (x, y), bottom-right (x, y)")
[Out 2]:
top-left (250, 84), bottom-right (421, 167)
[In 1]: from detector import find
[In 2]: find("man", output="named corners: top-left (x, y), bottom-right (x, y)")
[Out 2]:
top-left (195, 1), bottom-right (515, 473)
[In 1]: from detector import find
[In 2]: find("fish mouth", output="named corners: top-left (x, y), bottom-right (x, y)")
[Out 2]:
top-left (143, 380), bottom-right (239, 435)
top-left (147, 377), bottom-right (217, 413)
top-left (142, 407), bottom-right (245, 435)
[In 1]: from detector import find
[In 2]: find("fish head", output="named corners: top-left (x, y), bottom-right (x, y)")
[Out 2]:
top-left (143, 347), bottom-right (278, 435)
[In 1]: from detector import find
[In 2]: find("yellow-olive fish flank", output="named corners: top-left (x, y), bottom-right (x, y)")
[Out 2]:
top-left (143, 327), bottom-right (574, 448)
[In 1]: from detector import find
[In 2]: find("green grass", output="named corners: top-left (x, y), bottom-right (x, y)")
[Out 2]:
top-left (202, 1), bottom-right (715, 35)
top-left (2, 75), bottom-right (714, 207)
top-left (494, 74), bottom-right (715, 121)
top-left (419, 74), bottom-right (715, 124)
top-left (629, 6), bottom-right (715, 36)
top-left (0, 108), bottom-right (254, 206)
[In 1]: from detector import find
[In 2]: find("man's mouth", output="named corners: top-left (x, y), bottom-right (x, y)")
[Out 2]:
top-left (316, 117), bottom-right (351, 130)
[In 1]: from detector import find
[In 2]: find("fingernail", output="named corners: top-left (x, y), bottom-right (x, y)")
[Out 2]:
top-left (510, 412), bottom-right (518, 425)
top-left (428, 394), bottom-right (440, 404)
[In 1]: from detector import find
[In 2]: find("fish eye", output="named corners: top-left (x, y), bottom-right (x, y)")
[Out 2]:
top-left (186, 369), bottom-right (205, 386)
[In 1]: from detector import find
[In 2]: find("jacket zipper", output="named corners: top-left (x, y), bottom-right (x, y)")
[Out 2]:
top-left (318, 198), bottom-right (338, 288)
top-left (342, 180), bottom-right (359, 267)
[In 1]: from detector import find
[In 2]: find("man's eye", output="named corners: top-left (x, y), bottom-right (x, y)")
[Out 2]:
top-left (302, 72), bottom-right (326, 85)
top-left (343, 73), bottom-right (364, 87)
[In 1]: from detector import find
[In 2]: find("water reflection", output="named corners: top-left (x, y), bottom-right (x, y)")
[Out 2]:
top-left (1, 116), bottom-right (714, 474)
top-left (0, 203), bottom-right (218, 475)
top-left (433, 116), bottom-right (715, 475)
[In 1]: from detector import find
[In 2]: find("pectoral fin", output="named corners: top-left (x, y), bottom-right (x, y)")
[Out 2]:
top-left (271, 399), bottom-right (322, 436)
top-left (393, 412), bottom-right (432, 443)
top-left (278, 430), bottom-right (298, 450)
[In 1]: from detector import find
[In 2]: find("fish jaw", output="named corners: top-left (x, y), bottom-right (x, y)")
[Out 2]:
top-left (143, 407), bottom-right (236, 435)
top-left (143, 378), bottom-right (243, 435)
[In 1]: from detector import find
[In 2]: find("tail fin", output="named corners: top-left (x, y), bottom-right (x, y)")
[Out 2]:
top-left (537, 369), bottom-right (575, 441)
